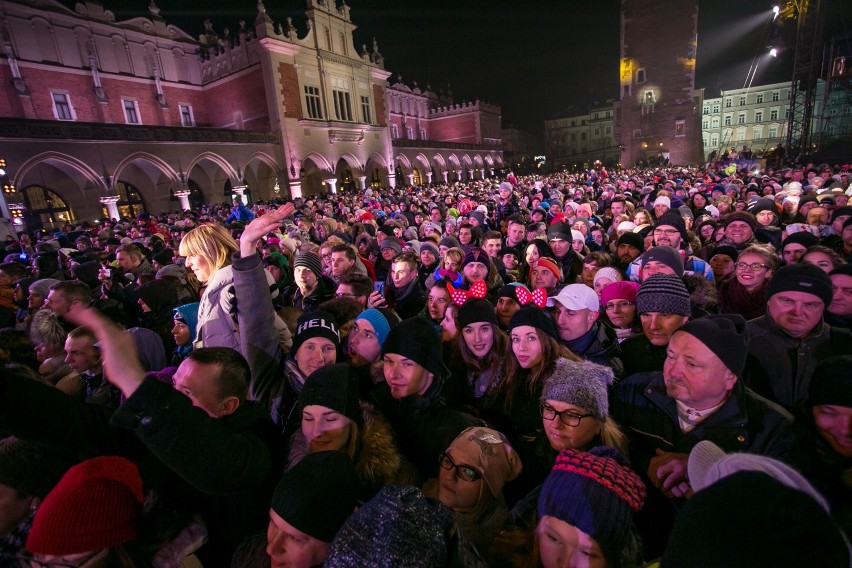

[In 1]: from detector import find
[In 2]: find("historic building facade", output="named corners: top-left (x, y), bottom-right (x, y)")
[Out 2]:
top-left (0, 0), bottom-right (502, 230)
top-left (613, 0), bottom-right (704, 165)
top-left (544, 101), bottom-right (619, 170)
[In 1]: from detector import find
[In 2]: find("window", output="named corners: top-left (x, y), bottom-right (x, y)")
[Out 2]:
top-left (725, 98), bottom-right (732, 108)
top-left (360, 95), bottom-right (371, 124)
top-left (633, 129), bottom-right (641, 139)
top-left (675, 119), bottom-right (685, 137)
top-left (710, 135), bottom-right (718, 146)
top-left (636, 69), bottom-right (646, 83)
top-left (391, 124), bottom-right (399, 139)
top-left (737, 113), bottom-right (746, 125)
top-left (406, 126), bottom-right (413, 139)
top-left (755, 111), bottom-right (763, 122)
top-left (332, 90), bottom-right (352, 121)
top-left (770, 109), bottom-right (779, 120)
top-left (736, 130), bottom-right (745, 141)
top-left (712, 104), bottom-right (720, 113)
top-left (52, 93), bottom-right (74, 120)
top-left (419, 128), bottom-right (426, 140)
top-left (702, 119), bottom-right (709, 129)
top-left (644, 90), bottom-right (655, 104)
top-left (305, 86), bottom-right (322, 119)
top-left (756, 93), bottom-right (764, 103)
top-left (769, 127), bottom-right (778, 138)
top-left (123, 100), bottom-right (140, 124)
top-left (724, 115), bottom-right (732, 126)
top-left (179, 104), bottom-right (194, 126)
top-left (605, 126), bottom-right (611, 135)
top-left (752, 128), bottom-right (762, 140)
top-left (772, 91), bottom-right (780, 101)
top-left (623, 85), bottom-right (631, 97)
top-left (593, 128), bottom-right (600, 136)
top-left (739, 96), bottom-right (746, 106)
top-left (785, 107), bottom-right (790, 119)
top-left (711, 117), bottom-right (720, 128)
top-left (703, 106), bottom-right (709, 115)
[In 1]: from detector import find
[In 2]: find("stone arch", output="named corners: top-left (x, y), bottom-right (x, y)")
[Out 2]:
top-left (302, 152), bottom-right (334, 174)
top-left (484, 155), bottom-right (494, 167)
top-left (334, 158), bottom-right (357, 193)
top-left (365, 153), bottom-right (389, 188)
top-left (111, 152), bottom-right (180, 215)
top-left (16, 152), bottom-right (107, 194)
top-left (431, 154), bottom-right (447, 172)
top-left (338, 152), bottom-right (363, 174)
top-left (301, 155), bottom-right (331, 197)
top-left (244, 152), bottom-right (281, 201)
top-left (394, 154), bottom-right (412, 174)
top-left (186, 151), bottom-right (240, 204)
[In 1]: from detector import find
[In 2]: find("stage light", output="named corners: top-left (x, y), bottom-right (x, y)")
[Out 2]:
top-left (772, 5), bottom-right (780, 20)
top-left (770, 48), bottom-right (778, 57)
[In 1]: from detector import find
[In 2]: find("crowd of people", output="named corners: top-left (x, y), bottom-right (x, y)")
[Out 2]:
top-left (0, 160), bottom-right (851, 567)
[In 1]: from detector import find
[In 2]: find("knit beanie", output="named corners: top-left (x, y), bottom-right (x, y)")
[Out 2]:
top-left (547, 222), bottom-right (573, 241)
top-left (636, 274), bottom-right (691, 316)
top-left (382, 316), bottom-right (445, 378)
top-left (809, 355), bottom-right (852, 408)
top-left (765, 263), bottom-right (833, 307)
top-left (708, 245), bottom-right (739, 261)
top-left (138, 278), bottom-right (179, 313)
top-left (600, 281), bottom-right (639, 306)
top-left (642, 246), bottom-right (684, 277)
top-left (508, 305), bottom-right (559, 338)
top-left (571, 229), bottom-right (585, 243)
top-left (674, 314), bottom-right (749, 377)
top-left (722, 211), bottom-right (758, 231)
top-left (616, 232), bottom-right (644, 252)
top-left (749, 197), bottom-right (778, 219)
top-left (661, 472), bottom-right (850, 568)
top-left (325, 485), bottom-right (452, 568)
top-left (299, 363), bottom-right (363, 425)
top-left (541, 358), bottom-right (614, 420)
top-left (532, 257), bottom-right (562, 282)
top-left (781, 231), bottom-right (819, 250)
top-left (0, 437), bottom-right (74, 499)
top-left (271, 451), bottom-right (358, 543)
top-left (380, 239), bottom-right (402, 255)
top-left (457, 298), bottom-right (498, 329)
top-left (446, 427), bottom-right (522, 497)
top-left (498, 282), bottom-right (529, 300)
top-left (420, 242), bottom-right (440, 260)
top-left (26, 456), bottom-right (143, 556)
top-left (29, 278), bottom-right (61, 297)
top-left (293, 251), bottom-right (323, 279)
top-left (593, 267), bottom-right (622, 288)
top-left (292, 311), bottom-right (340, 355)
top-left (538, 447), bottom-right (645, 557)
top-left (655, 209), bottom-right (687, 240)
top-left (173, 302), bottom-right (200, 344)
top-left (461, 248), bottom-right (490, 270)
top-left (439, 237), bottom-right (461, 249)
top-left (355, 308), bottom-right (401, 346)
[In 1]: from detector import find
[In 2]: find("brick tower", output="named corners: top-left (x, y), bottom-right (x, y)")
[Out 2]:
top-left (614, 0), bottom-right (704, 166)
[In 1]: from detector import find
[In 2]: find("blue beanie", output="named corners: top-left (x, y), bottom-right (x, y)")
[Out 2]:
top-left (355, 308), bottom-right (401, 346)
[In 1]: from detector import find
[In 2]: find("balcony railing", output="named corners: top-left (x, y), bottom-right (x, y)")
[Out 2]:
top-left (391, 138), bottom-right (501, 151)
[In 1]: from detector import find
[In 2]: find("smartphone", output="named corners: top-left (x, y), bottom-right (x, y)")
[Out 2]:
top-left (103, 268), bottom-right (111, 278)
top-left (373, 282), bottom-right (384, 294)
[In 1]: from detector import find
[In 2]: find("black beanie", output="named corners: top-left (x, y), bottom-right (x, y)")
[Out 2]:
top-left (636, 274), bottom-right (691, 316)
top-left (722, 211), bottom-right (758, 231)
top-left (292, 311), bottom-right (340, 355)
top-left (294, 252), bottom-right (323, 279)
top-left (781, 231), bottom-right (819, 251)
top-left (642, 246), bottom-right (685, 277)
top-left (299, 364), bottom-right (363, 425)
top-left (617, 232), bottom-right (645, 252)
top-left (808, 355), bottom-right (852, 408)
top-left (655, 210), bottom-right (687, 241)
top-left (547, 222), bottom-right (573, 241)
top-left (271, 451), bottom-right (358, 543)
top-left (765, 263), bottom-right (833, 307)
top-left (382, 316), bottom-right (446, 378)
top-left (457, 298), bottom-right (497, 329)
top-left (708, 245), bottom-right (738, 262)
top-left (662, 472), bottom-right (850, 568)
top-left (748, 198), bottom-right (778, 218)
top-left (675, 314), bottom-right (749, 377)
top-left (508, 305), bottom-right (559, 338)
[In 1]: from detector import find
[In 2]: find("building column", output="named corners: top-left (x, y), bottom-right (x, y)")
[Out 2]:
top-left (467, 169), bottom-right (474, 180)
top-left (324, 178), bottom-right (338, 195)
top-left (387, 174), bottom-right (396, 188)
top-left (233, 185), bottom-right (247, 204)
top-left (99, 195), bottom-right (120, 220)
top-left (289, 181), bottom-right (303, 200)
top-left (490, 168), bottom-right (495, 176)
top-left (426, 172), bottom-right (433, 184)
top-left (441, 171), bottom-right (448, 183)
top-left (356, 176), bottom-right (367, 190)
top-left (406, 173), bottom-right (414, 186)
top-left (174, 190), bottom-right (191, 211)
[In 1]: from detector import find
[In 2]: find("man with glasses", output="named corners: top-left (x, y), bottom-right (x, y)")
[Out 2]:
top-left (626, 210), bottom-right (712, 282)
top-left (613, 314), bottom-right (796, 558)
top-left (335, 273), bottom-right (372, 308)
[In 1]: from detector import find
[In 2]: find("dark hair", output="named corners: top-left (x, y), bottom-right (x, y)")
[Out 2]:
top-left (50, 280), bottom-right (92, 306)
top-left (391, 251), bottom-right (419, 270)
top-left (330, 243), bottom-right (356, 261)
top-left (584, 251), bottom-right (613, 267)
top-left (0, 262), bottom-right (28, 280)
top-left (482, 230), bottom-right (503, 243)
top-left (455, 321), bottom-right (507, 375)
top-left (507, 214), bottom-right (526, 227)
top-left (0, 329), bottom-right (39, 371)
top-left (186, 347), bottom-right (250, 401)
top-left (338, 272), bottom-right (373, 298)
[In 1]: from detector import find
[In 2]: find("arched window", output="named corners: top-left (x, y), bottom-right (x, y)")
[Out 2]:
top-left (102, 181), bottom-right (146, 219)
top-left (22, 185), bottom-right (73, 228)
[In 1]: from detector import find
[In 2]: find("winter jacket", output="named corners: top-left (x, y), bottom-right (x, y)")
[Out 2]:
top-left (620, 333), bottom-right (668, 376)
top-left (281, 275), bottom-right (336, 312)
top-left (560, 321), bottom-right (624, 379)
top-left (744, 315), bottom-right (852, 411)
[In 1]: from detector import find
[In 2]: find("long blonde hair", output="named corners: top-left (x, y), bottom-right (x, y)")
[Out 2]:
top-left (178, 224), bottom-right (238, 273)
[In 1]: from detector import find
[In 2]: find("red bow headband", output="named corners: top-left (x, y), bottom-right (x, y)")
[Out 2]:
top-left (515, 286), bottom-right (548, 308)
top-left (447, 280), bottom-right (487, 306)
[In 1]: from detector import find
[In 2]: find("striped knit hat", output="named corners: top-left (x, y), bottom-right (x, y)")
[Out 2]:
top-left (636, 273), bottom-right (691, 316)
top-left (538, 447), bottom-right (645, 556)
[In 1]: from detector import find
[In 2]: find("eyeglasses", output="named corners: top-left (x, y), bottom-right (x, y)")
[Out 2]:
top-left (734, 262), bottom-right (768, 271)
top-left (335, 292), bottom-right (360, 298)
top-left (438, 452), bottom-right (481, 482)
top-left (540, 404), bottom-right (593, 427)
top-left (604, 301), bottom-right (634, 311)
top-left (653, 228), bottom-right (680, 236)
top-left (17, 549), bottom-right (103, 567)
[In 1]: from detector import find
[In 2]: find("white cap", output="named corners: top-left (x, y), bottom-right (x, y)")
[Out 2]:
top-left (617, 221), bottom-right (637, 232)
top-left (653, 196), bottom-right (671, 208)
top-left (546, 283), bottom-right (600, 311)
top-left (571, 230), bottom-right (585, 243)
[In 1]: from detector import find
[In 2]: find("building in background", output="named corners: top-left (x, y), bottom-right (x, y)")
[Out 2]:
top-left (544, 101), bottom-right (619, 171)
top-left (0, 0), bottom-right (501, 230)
top-left (613, 0), bottom-right (703, 166)
top-left (501, 127), bottom-right (540, 173)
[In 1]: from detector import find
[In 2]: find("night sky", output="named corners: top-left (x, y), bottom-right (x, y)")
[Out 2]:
top-left (73, 0), bottom-right (847, 134)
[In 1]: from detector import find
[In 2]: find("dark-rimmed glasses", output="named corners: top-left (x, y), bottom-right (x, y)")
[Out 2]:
top-left (540, 404), bottom-right (593, 427)
top-left (438, 452), bottom-right (481, 482)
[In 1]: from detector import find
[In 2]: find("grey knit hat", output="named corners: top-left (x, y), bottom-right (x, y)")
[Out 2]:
top-left (325, 485), bottom-right (451, 568)
top-left (541, 358), bottom-right (614, 420)
top-left (293, 252), bottom-right (323, 278)
top-left (636, 273), bottom-right (691, 316)
top-left (29, 278), bottom-right (61, 297)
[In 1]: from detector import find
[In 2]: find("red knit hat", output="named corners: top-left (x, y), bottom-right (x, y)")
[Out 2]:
top-left (26, 456), bottom-right (143, 556)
